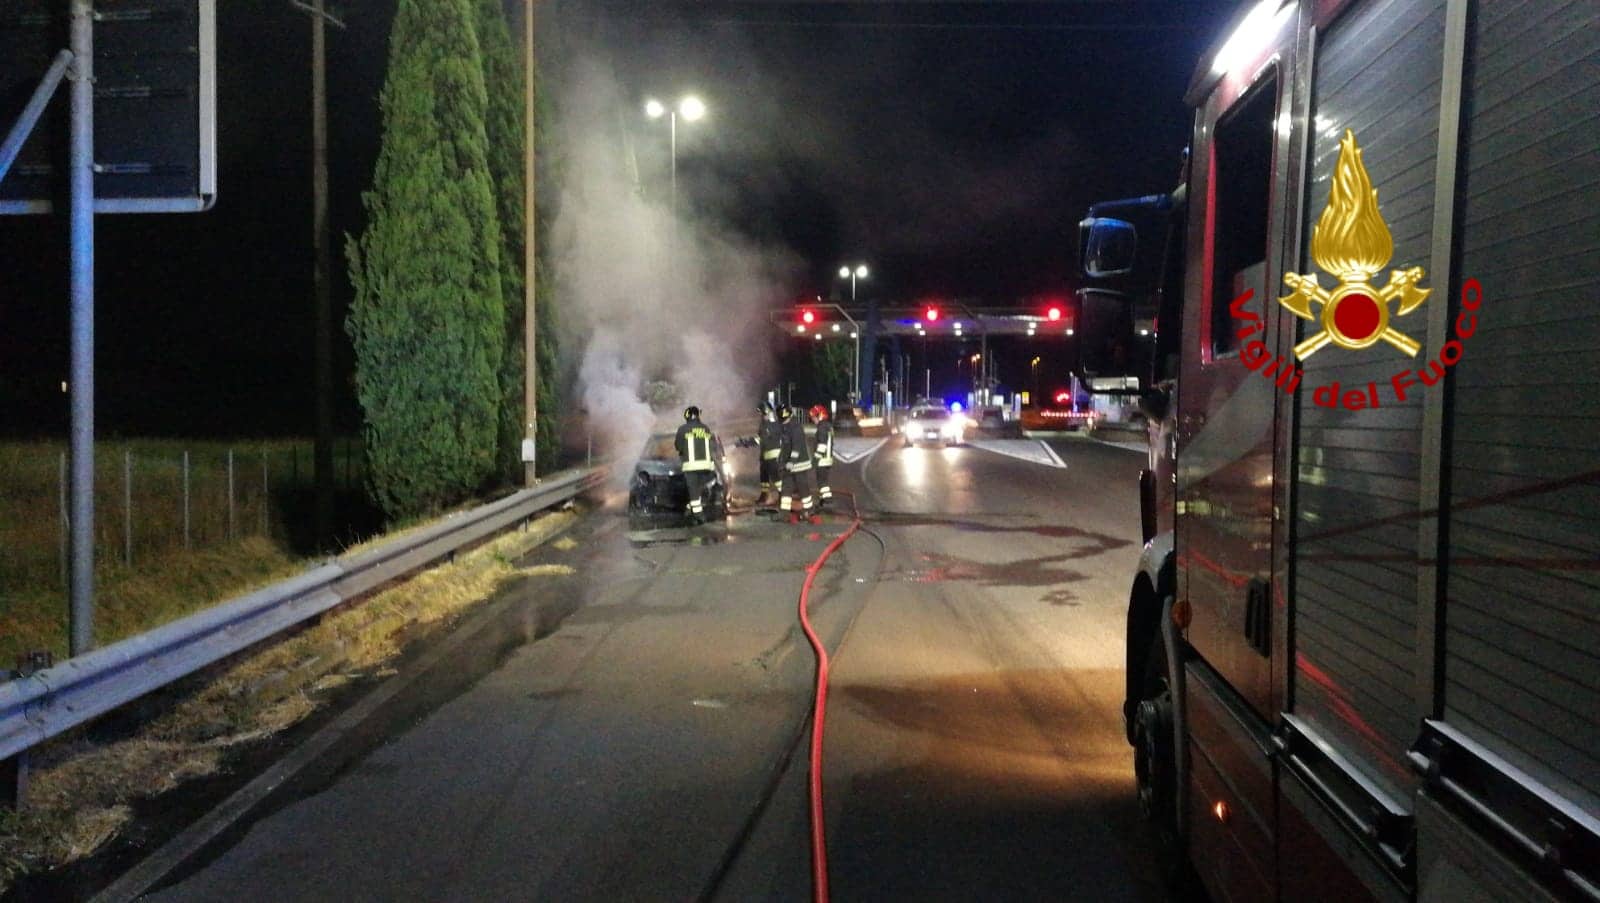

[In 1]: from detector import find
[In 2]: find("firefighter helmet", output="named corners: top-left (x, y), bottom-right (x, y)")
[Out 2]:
top-left (809, 404), bottom-right (828, 421)
top-left (777, 404), bottom-right (793, 421)
top-left (683, 405), bottom-right (701, 422)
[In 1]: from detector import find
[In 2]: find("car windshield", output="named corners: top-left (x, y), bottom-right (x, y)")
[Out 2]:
top-left (910, 408), bottom-right (948, 421)
top-left (641, 434), bottom-right (679, 460)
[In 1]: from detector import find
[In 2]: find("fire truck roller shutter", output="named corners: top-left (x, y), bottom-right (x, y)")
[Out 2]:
top-left (1439, 0), bottom-right (1600, 819)
top-left (1288, 0), bottom-right (1447, 803)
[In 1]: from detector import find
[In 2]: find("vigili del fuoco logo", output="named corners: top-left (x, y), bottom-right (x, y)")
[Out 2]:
top-left (1230, 129), bottom-right (1482, 412)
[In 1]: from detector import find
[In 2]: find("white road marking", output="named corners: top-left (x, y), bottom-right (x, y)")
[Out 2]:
top-left (1040, 440), bottom-right (1067, 469)
top-left (1094, 439), bottom-right (1148, 454)
top-left (832, 437), bottom-right (888, 464)
top-left (964, 439), bottom-right (1067, 469)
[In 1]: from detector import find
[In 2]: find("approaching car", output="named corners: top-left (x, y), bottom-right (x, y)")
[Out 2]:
top-left (627, 432), bottom-right (731, 528)
top-left (900, 406), bottom-right (964, 447)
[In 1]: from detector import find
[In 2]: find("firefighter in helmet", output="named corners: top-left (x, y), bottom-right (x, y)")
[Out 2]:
top-left (675, 405), bottom-right (716, 525)
top-left (777, 404), bottom-right (820, 524)
top-left (756, 401), bottom-right (783, 508)
top-left (809, 404), bottom-right (835, 508)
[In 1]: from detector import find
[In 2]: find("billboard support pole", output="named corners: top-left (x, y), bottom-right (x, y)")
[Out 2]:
top-left (68, 0), bottom-right (96, 656)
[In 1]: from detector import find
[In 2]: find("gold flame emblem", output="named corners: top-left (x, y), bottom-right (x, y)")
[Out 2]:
top-left (1280, 129), bottom-right (1429, 360)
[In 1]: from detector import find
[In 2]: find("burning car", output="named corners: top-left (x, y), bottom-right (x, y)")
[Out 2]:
top-left (627, 432), bottom-right (732, 528)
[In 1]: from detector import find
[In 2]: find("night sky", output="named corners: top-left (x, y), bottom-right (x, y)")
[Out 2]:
top-left (0, 0), bottom-right (1240, 437)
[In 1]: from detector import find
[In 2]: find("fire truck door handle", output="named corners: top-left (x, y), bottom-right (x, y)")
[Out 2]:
top-left (1244, 578), bottom-right (1271, 657)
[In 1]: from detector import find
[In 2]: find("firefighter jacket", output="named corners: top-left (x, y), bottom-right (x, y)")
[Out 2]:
top-left (780, 417), bottom-right (812, 471)
top-left (675, 420), bottom-right (716, 472)
top-left (758, 418), bottom-right (783, 463)
top-left (813, 419), bottom-right (834, 468)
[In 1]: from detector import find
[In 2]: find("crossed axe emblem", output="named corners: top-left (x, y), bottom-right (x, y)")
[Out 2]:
top-left (1280, 129), bottom-right (1430, 361)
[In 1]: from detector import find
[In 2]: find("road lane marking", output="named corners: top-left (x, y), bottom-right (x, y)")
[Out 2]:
top-left (832, 437), bottom-right (887, 464)
top-left (965, 439), bottom-right (1067, 469)
top-left (1040, 440), bottom-right (1067, 469)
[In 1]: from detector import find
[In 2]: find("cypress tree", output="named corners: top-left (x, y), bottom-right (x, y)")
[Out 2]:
top-left (346, 0), bottom-right (504, 519)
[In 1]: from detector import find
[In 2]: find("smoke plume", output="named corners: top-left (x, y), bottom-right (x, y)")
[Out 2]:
top-left (549, 50), bottom-right (796, 467)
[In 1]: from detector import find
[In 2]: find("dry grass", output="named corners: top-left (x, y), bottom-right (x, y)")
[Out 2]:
top-left (0, 506), bottom-right (580, 893)
top-left (0, 438), bottom-right (361, 663)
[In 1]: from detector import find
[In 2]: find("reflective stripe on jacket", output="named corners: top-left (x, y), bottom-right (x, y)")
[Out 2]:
top-left (759, 419), bottom-right (783, 460)
top-left (813, 420), bottom-right (834, 467)
top-left (781, 418), bottom-right (812, 471)
top-left (676, 422), bottom-right (716, 472)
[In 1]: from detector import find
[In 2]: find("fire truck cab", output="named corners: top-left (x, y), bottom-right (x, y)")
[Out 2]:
top-left (1080, 1), bottom-right (1600, 901)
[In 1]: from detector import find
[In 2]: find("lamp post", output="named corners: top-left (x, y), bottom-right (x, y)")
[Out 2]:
top-left (948, 301), bottom-right (990, 403)
top-left (836, 263), bottom-right (868, 401)
top-left (644, 95), bottom-right (705, 213)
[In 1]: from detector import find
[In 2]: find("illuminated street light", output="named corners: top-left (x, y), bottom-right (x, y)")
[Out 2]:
top-left (643, 95), bottom-right (707, 210)
top-left (831, 323), bottom-right (841, 332)
top-left (838, 261), bottom-right (870, 302)
top-left (1066, 328), bottom-right (1075, 336)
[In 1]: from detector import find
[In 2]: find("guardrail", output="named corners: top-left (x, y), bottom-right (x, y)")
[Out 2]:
top-left (0, 465), bottom-right (607, 803)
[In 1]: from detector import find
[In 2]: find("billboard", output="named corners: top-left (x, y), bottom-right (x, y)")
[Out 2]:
top-left (0, 0), bottom-right (216, 214)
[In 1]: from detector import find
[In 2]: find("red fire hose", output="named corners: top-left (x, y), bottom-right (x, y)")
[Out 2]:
top-left (796, 491), bottom-right (862, 903)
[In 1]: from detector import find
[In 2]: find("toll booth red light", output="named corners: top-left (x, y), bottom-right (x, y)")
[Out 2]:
top-left (924, 307), bottom-right (940, 322)
top-left (801, 309), bottom-right (816, 324)
top-left (1047, 306), bottom-right (1062, 321)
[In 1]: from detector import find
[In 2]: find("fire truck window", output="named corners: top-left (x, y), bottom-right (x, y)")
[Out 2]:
top-left (1209, 73), bottom-right (1276, 360)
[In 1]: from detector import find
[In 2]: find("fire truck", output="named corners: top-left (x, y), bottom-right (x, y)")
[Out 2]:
top-left (1077, 1), bottom-right (1599, 901)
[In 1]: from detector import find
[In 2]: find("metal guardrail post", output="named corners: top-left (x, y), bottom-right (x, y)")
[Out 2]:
top-left (2, 751), bottom-right (24, 809)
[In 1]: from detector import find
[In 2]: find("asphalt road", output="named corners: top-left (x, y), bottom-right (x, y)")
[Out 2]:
top-left (146, 433), bottom-right (1165, 902)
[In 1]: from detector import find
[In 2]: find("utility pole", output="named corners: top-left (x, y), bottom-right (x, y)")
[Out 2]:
top-left (68, 0), bottom-right (95, 656)
top-left (523, 0), bottom-right (538, 485)
top-left (292, 0), bottom-right (346, 548)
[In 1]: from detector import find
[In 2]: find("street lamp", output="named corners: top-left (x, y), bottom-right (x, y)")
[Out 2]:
top-left (837, 263), bottom-right (869, 301)
top-left (834, 263), bottom-right (870, 401)
top-left (644, 94), bottom-right (706, 210)
top-left (947, 301), bottom-right (992, 403)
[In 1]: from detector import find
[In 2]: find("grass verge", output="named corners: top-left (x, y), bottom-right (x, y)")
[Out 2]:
top-left (0, 505), bottom-right (580, 894)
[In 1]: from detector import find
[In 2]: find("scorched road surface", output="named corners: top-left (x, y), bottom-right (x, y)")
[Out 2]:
top-left (145, 435), bottom-right (1166, 902)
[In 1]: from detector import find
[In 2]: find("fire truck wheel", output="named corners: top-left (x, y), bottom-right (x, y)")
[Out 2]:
top-left (1134, 632), bottom-right (1186, 888)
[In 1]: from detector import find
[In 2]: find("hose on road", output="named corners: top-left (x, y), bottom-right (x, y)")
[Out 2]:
top-left (797, 489), bottom-right (862, 903)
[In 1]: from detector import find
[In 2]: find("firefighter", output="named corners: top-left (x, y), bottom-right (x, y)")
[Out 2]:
top-left (675, 405), bottom-right (716, 526)
top-left (757, 401), bottom-right (783, 508)
top-left (778, 404), bottom-right (821, 525)
top-left (809, 404), bottom-right (835, 508)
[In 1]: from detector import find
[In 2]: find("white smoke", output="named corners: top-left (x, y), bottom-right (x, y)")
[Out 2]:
top-left (549, 52), bottom-right (796, 469)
